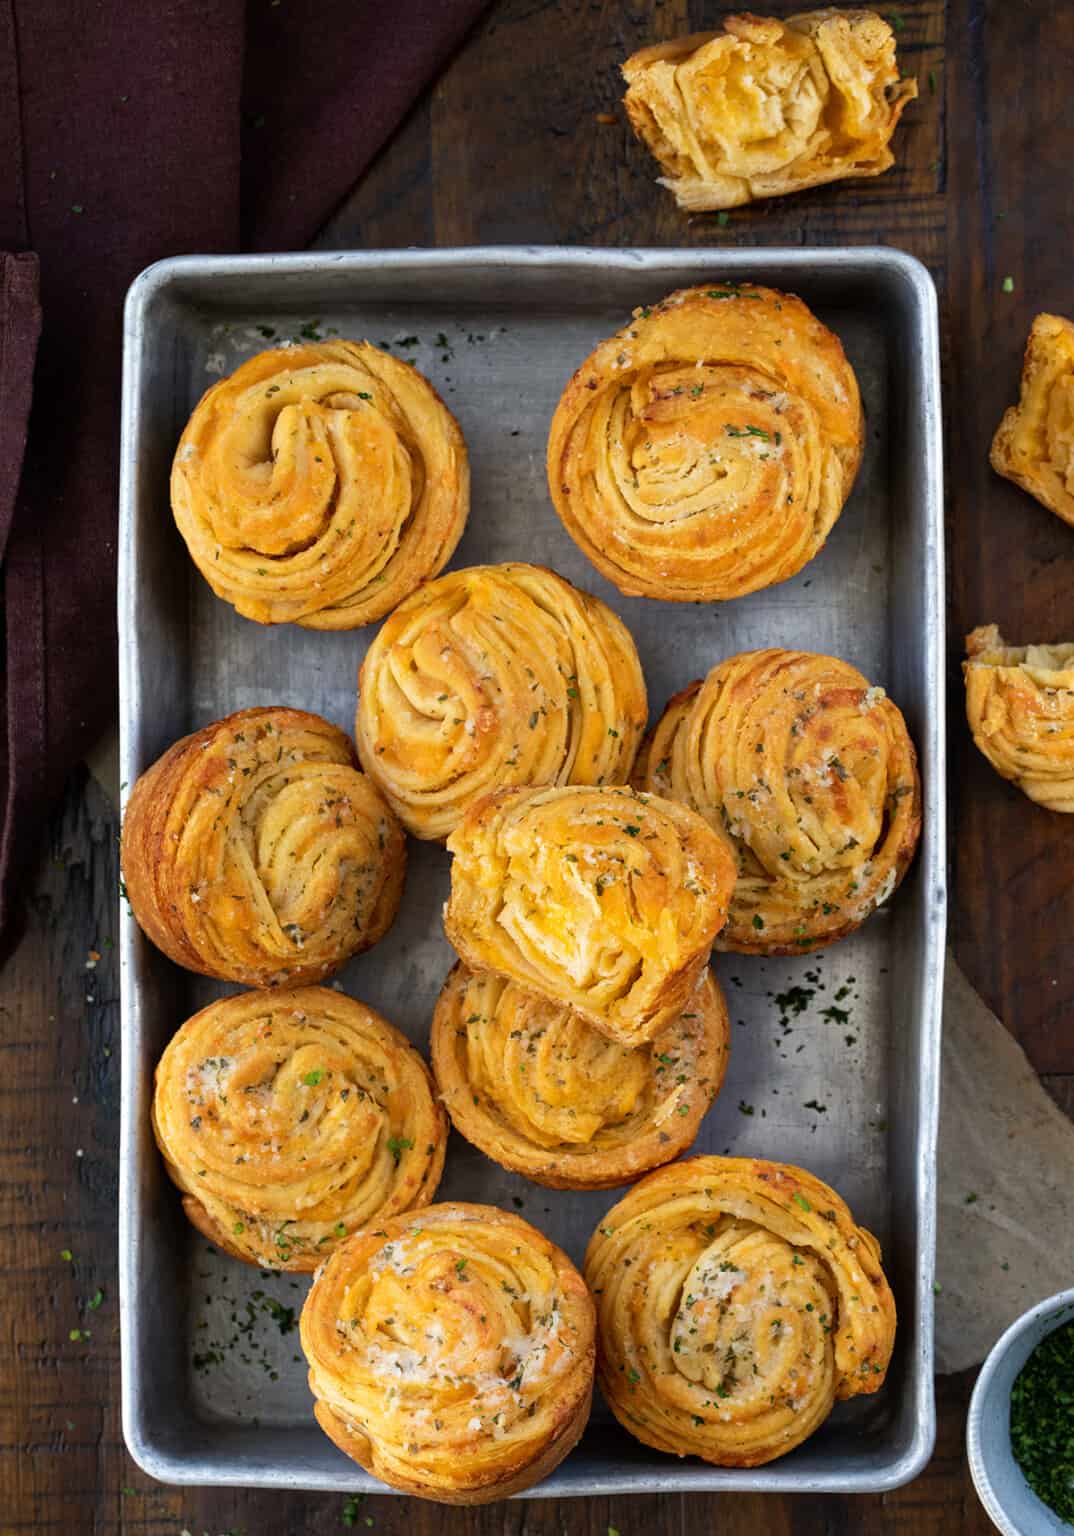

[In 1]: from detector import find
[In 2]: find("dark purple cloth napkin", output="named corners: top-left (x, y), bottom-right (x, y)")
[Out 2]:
top-left (0, 0), bottom-right (489, 940)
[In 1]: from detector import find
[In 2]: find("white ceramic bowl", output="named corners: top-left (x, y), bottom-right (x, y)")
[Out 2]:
top-left (967, 1287), bottom-right (1074, 1534)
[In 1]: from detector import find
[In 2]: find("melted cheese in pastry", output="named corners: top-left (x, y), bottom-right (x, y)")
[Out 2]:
top-left (622, 10), bottom-right (916, 211)
top-left (444, 785), bottom-right (738, 1049)
top-left (964, 623), bottom-right (1074, 811)
top-left (990, 313), bottom-right (1074, 529)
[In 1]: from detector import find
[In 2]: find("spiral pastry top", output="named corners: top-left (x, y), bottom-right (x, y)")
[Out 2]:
top-left (964, 624), bottom-right (1074, 812)
top-left (546, 285), bottom-right (863, 602)
top-left (621, 10), bottom-right (917, 212)
top-left (300, 1203), bottom-right (595, 1503)
top-left (431, 963), bottom-right (729, 1190)
top-left (171, 341), bottom-right (469, 629)
top-left (990, 313), bottom-right (1074, 529)
top-left (152, 987), bottom-right (446, 1271)
top-left (444, 785), bottom-right (737, 1049)
top-left (584, 1156), bottom-right (896, 1468)
top-left (356, 563), bottom-right (648, 840)
top-left (632, 650), bottom-right (921, 954)
top-left (121, 707), bottom-right (406, 987)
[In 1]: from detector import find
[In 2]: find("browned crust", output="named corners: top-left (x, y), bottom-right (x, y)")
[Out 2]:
top-left (585, 1155), bottom-right (896, 1467)
top-left (632, 655), bottom-right (921, 956)
top-left (301, 1203), bottom-right (596, 1502)
top-left (121, 706), bottom-right (405, 987)
top-left (313, 1385), bottom-right (593, 1503)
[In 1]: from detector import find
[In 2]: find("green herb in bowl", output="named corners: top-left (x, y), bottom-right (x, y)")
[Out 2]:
top-left (1010, 1318), bottom-right (1074, 1524)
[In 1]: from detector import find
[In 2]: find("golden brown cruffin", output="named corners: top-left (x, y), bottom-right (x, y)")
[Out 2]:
top-left (152, 987), bottom-right (445, 1271)
top-left (430, 963), bottom-right (729, 1190)
top-left (171, 341), bottom-right (469, 628)
top-left (121, 707), bottom-right (405, 987)
top-left (633, 649), bottom-right (921, 954)
top-left (299, 1203), bottom-right (595, 1503)
top-left (990, 314), bottom-right (1074, 529)
top-left (355, 562), bottom-right (647, 840)
top-left (546, 284), bottom-right (863, 602)
top-left (444, 785), bottom-right (737, 1049)
top-left (964, 624), bottom-right (1074, 812)
top-left (584, 1155), bottom-right (896, 1468)
top-left (622, 10), bottom-right (917, 213)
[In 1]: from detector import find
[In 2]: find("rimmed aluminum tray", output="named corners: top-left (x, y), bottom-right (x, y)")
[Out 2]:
top-left (118, 246), bottom-right (945, 1496)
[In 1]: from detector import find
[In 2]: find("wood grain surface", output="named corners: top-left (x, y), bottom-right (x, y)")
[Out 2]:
top-left (3, 0), bottom-right (1072, 1530)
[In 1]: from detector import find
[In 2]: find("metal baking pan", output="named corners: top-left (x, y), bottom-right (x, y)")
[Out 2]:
top-left (118, 246), bottom-right (945, 1495)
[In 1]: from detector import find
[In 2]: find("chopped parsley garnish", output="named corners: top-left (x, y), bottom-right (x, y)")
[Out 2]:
top-left (792, 1193), bottom-right (812, 1212)
top-left (302, 1069), bottom-right (324, 1086)
top-left (387, 1135), bottom-right (413, 1164)
top-left (263, 1297), bottom-right (296, 1334)
top-left (1010, 1319), bottom-right (1074, 1523)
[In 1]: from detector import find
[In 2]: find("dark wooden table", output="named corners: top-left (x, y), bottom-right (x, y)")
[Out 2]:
top-left (4, 0), bottom-right (1073, 1530)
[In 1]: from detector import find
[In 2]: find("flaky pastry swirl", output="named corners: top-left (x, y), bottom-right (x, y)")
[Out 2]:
top-left (547, 285), bottom-right (862, 602)
top-left (444, 785), bottom-right (737, 1049)
top-left (584, 1156), bottom-right (895, 1467)
top-left (633, 650), bottom-right (920, 954)
top-left (171, 341), bottom-right (468, 628)
top-left (622, 10), bottom-right (917, 212)
top-left (152, 987), bottom-right (445, 1271)
top-left (121, 707), bottom-right (405, 987)
top-left (356, 563), bottom-right (647, 840)
top-left (990, 313), bottom-right (1074, 529)
top-left (430, 963), bottom-right (729, 1189)
top-left (964, 624), bottom-right (1074, 812)
top-left (300, 1203), bottom-right (595, 1503)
